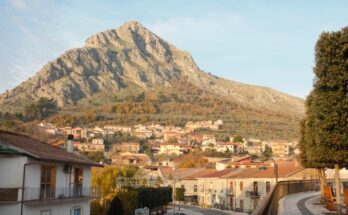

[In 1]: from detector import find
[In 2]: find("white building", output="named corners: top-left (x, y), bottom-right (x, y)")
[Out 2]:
top-left (0, 130), bottom-right (101, 215)
top-left (159, 143), bottom-right (191, 155)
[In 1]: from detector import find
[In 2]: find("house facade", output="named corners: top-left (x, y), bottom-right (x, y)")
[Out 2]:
top-left (0, 130), bottom-right (100, 215)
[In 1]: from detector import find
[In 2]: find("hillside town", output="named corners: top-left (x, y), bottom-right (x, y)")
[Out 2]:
top-left (1, 2), bottom-right (348, 215)
top-left (37, 119), bottom-right (298, 164)
top-left (23, 119), bottom-right (306, 214)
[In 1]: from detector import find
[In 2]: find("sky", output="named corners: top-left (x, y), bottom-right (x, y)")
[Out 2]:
top-left (0, 0), bottom-right (347, 98)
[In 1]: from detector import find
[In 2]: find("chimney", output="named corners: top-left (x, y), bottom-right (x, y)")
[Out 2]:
top-left (67, 134), bottom-right (74, 153)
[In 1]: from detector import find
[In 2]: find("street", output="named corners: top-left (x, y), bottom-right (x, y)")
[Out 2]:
top-left (167, 205), bottom-right (247, 215)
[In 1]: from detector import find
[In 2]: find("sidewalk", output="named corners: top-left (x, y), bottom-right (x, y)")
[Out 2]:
top-left (166, 204), bottom-right (247, 215)
top-left (278, 191), bottom-right (345, 215)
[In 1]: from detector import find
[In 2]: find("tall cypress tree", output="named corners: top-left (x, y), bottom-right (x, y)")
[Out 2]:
top-left (301, 27), bottom-right (348, 214)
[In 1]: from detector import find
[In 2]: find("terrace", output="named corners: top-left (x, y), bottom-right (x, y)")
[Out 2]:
top-left (252, 180), bottom-right (347, 215)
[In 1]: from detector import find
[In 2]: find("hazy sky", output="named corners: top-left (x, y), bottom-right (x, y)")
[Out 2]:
top-left (0, 0), bottom-right (347, 98)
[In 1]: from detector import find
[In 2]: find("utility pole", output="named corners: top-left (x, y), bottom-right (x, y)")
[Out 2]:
top-left (270, 158), bottom-right (278, 184)
top-left (172, 176), bottom-right (176, 214)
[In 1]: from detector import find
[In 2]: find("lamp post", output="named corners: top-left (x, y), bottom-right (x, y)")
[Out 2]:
top-left (270, 158), bottom-right (278, 184)
top-left (172, 168), bottom-right (176, 215)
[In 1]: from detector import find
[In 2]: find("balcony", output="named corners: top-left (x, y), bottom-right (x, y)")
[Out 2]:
top-left (23, 187), bottom-right (98, 204)
top-left (246, 191), bottom-right (260, 198)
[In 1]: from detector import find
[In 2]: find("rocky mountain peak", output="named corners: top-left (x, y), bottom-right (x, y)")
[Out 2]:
top-left (0, 21), bottom-right (304, 116)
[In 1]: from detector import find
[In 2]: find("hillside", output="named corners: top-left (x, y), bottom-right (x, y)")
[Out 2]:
top-left (0, 21), bottom-right (304, 139)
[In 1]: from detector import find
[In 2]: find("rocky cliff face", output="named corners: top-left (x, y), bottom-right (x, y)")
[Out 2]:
top-left (0, 21), bottom-right (304, 115)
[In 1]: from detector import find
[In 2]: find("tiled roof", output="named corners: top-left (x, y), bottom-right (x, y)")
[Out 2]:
top-left (159, 167), bottom-right (204, 179)
top-left (223, 160), bottom-right (303, 179)
top-left (0, 130), bottom-right (101, 166)
top-left (181, 168), bottom-right (217, 180)
top-left (198, 168), bottom-right (240, 178)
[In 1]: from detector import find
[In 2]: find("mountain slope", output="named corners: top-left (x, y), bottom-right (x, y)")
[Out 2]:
top-left (0, 21), bottom-right (304, 116)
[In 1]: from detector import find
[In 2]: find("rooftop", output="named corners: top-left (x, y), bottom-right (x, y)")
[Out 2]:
top-left (0, 130), bottom-right (101, 166)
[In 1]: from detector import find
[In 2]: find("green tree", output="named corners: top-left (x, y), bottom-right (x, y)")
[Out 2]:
top-left (300, 27), bottom-right (348, 214)
top-left (24, 97), bottom-right (57, 120)
top-left (261, 145), bottom-right (272, 160)
top-left (233, 135), bottom-right (243, 143)
top-left (175, 187), bottom-right (185, 210)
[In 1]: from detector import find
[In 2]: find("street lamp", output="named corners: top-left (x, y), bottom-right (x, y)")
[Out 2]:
top-left (172, 168), bottom-right (176, 215)
top-left (270, 158), bottom-right (278, 184)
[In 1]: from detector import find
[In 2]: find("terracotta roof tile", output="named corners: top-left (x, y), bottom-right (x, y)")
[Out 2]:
top-left (0, 130), bottom-right (101, 166)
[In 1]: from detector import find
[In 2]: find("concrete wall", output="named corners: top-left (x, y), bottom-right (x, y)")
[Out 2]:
top-left (0, 156), bottom-right (92, 215)
top-left (23, 200), bottom-right (90, 215)
top-left (0, 156), bottom-right (27, 188)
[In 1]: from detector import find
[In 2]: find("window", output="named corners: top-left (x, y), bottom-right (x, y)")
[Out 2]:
top-left (253, 181), bottom-right (258, 193)
top-left (71, 207), bottom-right (81, 215)
top-left (240, 199), bottom-right (244, 211)
top-left (266, 181), bottom-right (271, 193)
top-left (194, 185), bottom-right (197, 192)
top-left (229, 197), bottom-right (233, 210)
top-left (40, 166), bottom-right (56, 200)
top-left (240, 181), bottom-right (243, 191)
top-left (40, 209), bottom-right (52, 215)
top-left (70, 168), bottom-right (83, 197)
top-left (229, 182), bottom-right (234, 192)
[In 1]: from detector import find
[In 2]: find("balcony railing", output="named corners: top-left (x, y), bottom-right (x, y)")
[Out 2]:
top-left (0, 188), bottom-right (20, 202)
top-left (246, 191), bottom-right (260, 198)
top-left (23, 187), bottom-right (99, 202)
top-left (251, 180), bottom-right (320, 215)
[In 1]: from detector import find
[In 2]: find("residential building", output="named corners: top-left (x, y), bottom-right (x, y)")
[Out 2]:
top-left (111, 152), bottom-right (151, 167)
top-left (215, 156), bottom-right (263, 171)
top-left (111, 142), bottom-right (141, 153)
top-left (159, 143), bottom-right (191, 155)
top-left (196, 160), bottom-right (318, 213)
top-left (91, 138), bottom-right (104, 145)
top-left (74, 142), bottom-right (105, 152)
top-left (0, 130), bottom-right (101, 215)
top-left (244, 141), bottom-right (262, 155)
top-left (201, 135), bottom-right (216, 146)
top-left (103, 125), bottom-right (132, 133)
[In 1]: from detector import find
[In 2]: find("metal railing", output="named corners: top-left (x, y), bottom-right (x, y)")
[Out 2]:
top-left (0, 188), bottom-right (20, 202)
top-left (251, 180), bottom-right (320, 215)
top-left (23, 187), bottom-right (98, 202)
top-left (247, 191), bottom-right (260, 198)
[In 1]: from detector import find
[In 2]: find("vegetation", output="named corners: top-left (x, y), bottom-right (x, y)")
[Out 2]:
top-left (204, 147), bottom-right (232, 158)
top-left (80, 151), bottom-right (105, 163)
top-left (175, 187), bottom-right (185, 210)
top-left (299, 27), bottom-right (348, 214)
top-left (33, 79), bottom-right (301, 140)
top-left (91, 166), bottom-right (172, 215)
top-left (177, 155), bottom-right (209, 168)
top-left (24, 97), bottom-right (57, 120)
top-left (233, 135), bottom-right (243, 143)
top-left (261, 145), bottom-right (272, 160)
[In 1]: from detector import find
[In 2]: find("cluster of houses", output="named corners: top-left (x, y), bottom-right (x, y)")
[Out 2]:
top-left (38, 120), bottom-right (296, 161)
top-left (136, 155), bottom-right (319, 214)
top-left (29, 120), bottom-right (304, 214)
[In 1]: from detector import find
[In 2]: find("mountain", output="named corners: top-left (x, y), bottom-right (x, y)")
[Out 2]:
top-left (0, 21), bottom-right (304, 113)
top-left (0, 21), bottom-right (304, 139)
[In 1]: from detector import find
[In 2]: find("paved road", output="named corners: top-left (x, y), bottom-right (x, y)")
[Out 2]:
top-left (168, 205), bottom-right (245, 215)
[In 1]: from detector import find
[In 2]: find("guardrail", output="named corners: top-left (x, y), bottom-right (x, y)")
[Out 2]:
top-left (251, 180), bottom-right (320, 215)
